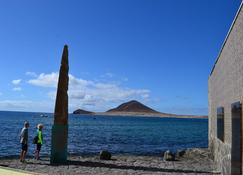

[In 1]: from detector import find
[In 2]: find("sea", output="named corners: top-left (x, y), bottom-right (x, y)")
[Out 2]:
top-left (0, 111), bottom-right (208, 157)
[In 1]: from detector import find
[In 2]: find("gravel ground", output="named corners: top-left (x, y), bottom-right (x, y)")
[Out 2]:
top-left (0, 149), bottom-right (220, 175)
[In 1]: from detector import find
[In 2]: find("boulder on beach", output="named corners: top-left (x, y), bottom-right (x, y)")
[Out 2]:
top-left (99, 150), bottom-right (111, 160)
top-left (163, 150), bottom-right (175, 161)
top-left (175, 149), bottom-right (186, 158)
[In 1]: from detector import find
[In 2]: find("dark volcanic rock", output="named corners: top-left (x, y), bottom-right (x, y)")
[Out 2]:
top-left (99, 150), bottom-right (111, 160)
top-left (107, 100), bottom-right (159, 113)
top-left (163, 150), bottom-right (175, 161)
top-left (73, 109), bottom-right (93, 115)
top-left (176, 149), bottom-right (186, 158)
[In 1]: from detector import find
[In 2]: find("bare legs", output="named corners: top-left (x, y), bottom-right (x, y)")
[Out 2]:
top-left (20, 150), bottom-right (23, 161)
top-left (20, 150), bottom-right (27, 162)
top-left (35, 149), bottom-right (40, 160)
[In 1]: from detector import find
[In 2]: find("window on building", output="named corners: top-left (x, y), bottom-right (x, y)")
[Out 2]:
top-left (217, 107), bottom-right (224, 142)
top-left (231, 101), bottom-right (242, 175)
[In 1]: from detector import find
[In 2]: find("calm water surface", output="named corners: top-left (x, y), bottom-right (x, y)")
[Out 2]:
top-left (0, 111), bottom-right (208, 157)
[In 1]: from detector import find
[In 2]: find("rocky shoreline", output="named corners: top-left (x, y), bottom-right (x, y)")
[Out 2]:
top-left (0, 149), bottom-right (219, 175)
top-left (75, 112), bottom-right (208, 119)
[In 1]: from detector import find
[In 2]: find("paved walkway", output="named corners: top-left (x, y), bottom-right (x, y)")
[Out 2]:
top-left (0, 166), bottom-right (43, 175)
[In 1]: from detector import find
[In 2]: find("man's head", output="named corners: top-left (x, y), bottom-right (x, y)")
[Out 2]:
top-left (24, 121), bottom-right (29, 128)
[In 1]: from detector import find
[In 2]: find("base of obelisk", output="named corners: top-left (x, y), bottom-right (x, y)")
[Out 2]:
top-left (50, 124), bottom-right (68, 164)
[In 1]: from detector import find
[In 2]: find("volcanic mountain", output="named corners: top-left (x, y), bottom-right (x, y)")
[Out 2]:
top-left (73, 100), bottom-right (207, 118)
top-left (107, 100), bottom-right (159, 113)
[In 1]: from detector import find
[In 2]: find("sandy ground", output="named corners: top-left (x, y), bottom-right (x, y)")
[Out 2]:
top-left (0, 149), bottom-right (220, 175)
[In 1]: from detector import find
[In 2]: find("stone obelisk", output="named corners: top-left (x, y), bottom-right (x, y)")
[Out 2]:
top-left (51, 45), bottom-right (69, 164)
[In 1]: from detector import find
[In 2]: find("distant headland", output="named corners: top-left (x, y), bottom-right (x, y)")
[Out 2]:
top-left (73, 100), bottom-right (207, 119)
top-left (73, 109), bottom-right (94, 115)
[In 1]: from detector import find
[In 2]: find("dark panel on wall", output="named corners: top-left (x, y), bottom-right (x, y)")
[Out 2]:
top-left (217, 107), bottom-right (224, 142)
top-left (231, 101), bottom-right (242, 175)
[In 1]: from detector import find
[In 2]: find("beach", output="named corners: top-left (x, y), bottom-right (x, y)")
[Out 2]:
top-left (0, 148), bottom-right (219, 175)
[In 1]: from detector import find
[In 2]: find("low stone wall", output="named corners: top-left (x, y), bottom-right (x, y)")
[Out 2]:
top-left (211, 137), bottom-right (231, 175)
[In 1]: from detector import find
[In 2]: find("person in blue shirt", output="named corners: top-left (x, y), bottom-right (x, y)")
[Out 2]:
top-left (35, 124), bottom-right (43, 160)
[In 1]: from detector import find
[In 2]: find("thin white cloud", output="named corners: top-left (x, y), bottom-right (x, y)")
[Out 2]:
top-left (12, 87), bottom-right (22, 91)
top-left (28, 72), bottom-right (151, 111)
top-left (101, 72), bottom-right (114, 78)
top-left (12, 79), bottom-right (22, 85)
top-left (28, 72), bottom-right (58, 87)
top-left (0, 100), bottom-right (54, 112)
top-left (25, 71), bottom-right (38, 77)
top-left (161, 106), bottom-right (208, 116)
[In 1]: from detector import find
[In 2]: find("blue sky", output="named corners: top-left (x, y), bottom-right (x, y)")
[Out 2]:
top-left (0, 0), bottom-right (241, 115)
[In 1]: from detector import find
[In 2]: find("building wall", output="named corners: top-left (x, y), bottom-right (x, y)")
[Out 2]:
top-left (208, 3), bottom-right (243, 174)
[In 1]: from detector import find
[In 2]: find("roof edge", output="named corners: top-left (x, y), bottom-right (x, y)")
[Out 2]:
top-left (210, 1), bottom-right (243, 76)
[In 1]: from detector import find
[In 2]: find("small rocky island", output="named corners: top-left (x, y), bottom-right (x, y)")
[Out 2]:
top-left (73, 100), bottom-right (207, 118)
top-left (73, 109), bottom-right (94, 115)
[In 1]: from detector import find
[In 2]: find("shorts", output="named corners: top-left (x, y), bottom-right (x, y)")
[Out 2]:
top-left (21, 143), bottom-right (28, 151)
top-left (36, 143), bottom-right (42, 151)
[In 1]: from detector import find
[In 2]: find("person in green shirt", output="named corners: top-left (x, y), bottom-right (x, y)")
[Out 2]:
top-left (35, 124), bottom-right (43, 160)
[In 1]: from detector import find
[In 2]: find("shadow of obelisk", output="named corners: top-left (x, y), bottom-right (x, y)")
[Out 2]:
top-left (50, 45), bottom-right (69, 164)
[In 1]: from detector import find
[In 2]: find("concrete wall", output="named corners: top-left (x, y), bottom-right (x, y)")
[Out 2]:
top-left (208, 3), bottom-right (243, 175)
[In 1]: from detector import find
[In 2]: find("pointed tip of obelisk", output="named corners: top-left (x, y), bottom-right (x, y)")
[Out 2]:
top-left (61, 44), bottom-right (69, 66)
top-left (63, 45), bottom-right (68, 53)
